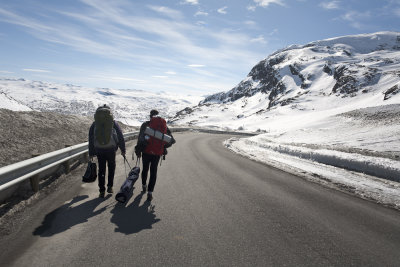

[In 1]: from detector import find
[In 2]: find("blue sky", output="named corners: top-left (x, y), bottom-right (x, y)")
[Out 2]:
top-left (0, 0), bottom-right (399, 95)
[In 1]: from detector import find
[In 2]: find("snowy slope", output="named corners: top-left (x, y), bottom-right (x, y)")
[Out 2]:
top-left (0, 78), bottom-right (203, 125)
top-left (0, 90), bottom-right (32, 111)
top-left (171, 32), bottom-right (400, 150)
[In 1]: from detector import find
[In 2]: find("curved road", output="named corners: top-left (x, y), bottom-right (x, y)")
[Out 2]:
top-left (1, 132), bottom-right (400, 266)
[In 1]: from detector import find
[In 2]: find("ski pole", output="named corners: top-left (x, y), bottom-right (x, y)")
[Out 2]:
top-left (124, 156), bottom-right (132, 169)
top-left (123, 157), bottom-right (128, 179)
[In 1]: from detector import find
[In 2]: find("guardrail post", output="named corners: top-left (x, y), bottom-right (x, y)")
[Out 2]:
top-left (30, 153), bottom-right (41, 192)
top-left (63, 160), bottom-right (71, 173)
top-left (30, 174), bottom-right (40, 192)
top-left (63, 145), bottom-right (72, 173)
top-left (83, 152), bottom-right (89, 162)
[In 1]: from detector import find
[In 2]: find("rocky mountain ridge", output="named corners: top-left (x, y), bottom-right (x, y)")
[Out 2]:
top-left (200, 31), bottom-right (400, 109)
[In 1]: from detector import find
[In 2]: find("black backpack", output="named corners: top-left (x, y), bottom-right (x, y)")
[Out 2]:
top-left (82, 161), bottom-right (97, 183)
top-left (135, 121), bottom-right (149, 155)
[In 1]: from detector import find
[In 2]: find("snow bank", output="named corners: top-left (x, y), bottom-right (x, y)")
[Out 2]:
top-left (236, 139), bottom-right (400, 182)
top-left (224, 137), bottom-right (400, 210)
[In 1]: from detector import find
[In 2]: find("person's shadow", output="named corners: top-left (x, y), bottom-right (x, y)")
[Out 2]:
top-left (33, 195), bottom-right (109, 237)
top-left (110, 191), bottom-right (160, 234)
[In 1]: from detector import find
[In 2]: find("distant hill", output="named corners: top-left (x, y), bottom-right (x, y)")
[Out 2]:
top-left (0, 78), bottom-right (203, 126)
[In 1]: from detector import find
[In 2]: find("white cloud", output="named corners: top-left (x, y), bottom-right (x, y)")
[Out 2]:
top-left (0, 70), bottom-right (13, 74)
top-left (341, 10), bottom-right (371, 21)
top-left (217, 6), bottom-right (228, 14)
top-left (320, 1), bottom-right (340, 10)
top-left (269, 28), bottom-right (278, 35)
top-left (244, 20), bottom-right (257, 26)
top-left (0, 1), bottom-right (265, 93)
top-left (250, 35), bottom-right (267, 44)
top-left (349, 21), bottom-right (364, 30)
top-left (152, 75), bottom-right (168, 78)
top-left (23, 68), bottom-right (51, 73)
top-left (4, 2), bottom-right (261, 64)
top-left (147, 6), bottom-right (183, 20)
top-left (0, 8), bottom-right (52, 32)
top-left (254, 0), bottom-right (285, 7)
top-left (165, 71), bottom-right (177, 75)
top-left (340, 10), bottom-right (371, 30)
top-left (195, 11), bottom-right (208, 16)
top-left (247, 6), bottom-right (257, 11)
top-left (98, 76), bottom-right (147, 83)
top-left (196, 20), bottom-right (207, 26)
top-left (183, 0), bottom-right (199, 5)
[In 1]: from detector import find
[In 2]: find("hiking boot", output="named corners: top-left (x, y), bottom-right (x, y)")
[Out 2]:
top-left (142, 184), bottom-right (147, 193)
top-left (99, 191), bottom-right (105, 198)
top-left (146, 193), bottom-right (153, 202)
top-left (107, 187), bottom-right (113, 194)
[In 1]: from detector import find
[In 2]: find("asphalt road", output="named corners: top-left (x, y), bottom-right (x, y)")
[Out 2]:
top-left (1, 132), bottom-right (400, 266)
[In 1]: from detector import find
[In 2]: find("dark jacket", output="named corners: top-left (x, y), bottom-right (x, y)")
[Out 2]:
top-left (88, 121), bottom-right (126, 156)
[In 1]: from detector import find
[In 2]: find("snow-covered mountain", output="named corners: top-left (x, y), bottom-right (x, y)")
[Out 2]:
top-left (172, 31), bottom-right (400, 131)
top-left (170, 32), bottom-right (400, 208)
top-left (0, 78), bottom-right (203, 126)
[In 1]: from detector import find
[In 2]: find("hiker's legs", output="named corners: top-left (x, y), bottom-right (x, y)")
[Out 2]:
top-left (97, 153), bottom-right (107, 192)
top-left (148, 155), bottom-right (160, 193)
top-left (106, 151), bottom-right (116, 188)
top-left (141, 153), bottom-right (151, 186)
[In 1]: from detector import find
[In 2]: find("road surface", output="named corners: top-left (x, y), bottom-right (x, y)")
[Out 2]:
top-left (1, 132), bottom-right (400, 266)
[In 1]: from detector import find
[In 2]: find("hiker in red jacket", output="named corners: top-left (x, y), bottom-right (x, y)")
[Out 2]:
top-left (134, 110), bottom-right (175, 202)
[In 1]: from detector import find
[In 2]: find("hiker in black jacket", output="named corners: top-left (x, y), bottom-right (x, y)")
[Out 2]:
top-left (89, 105), bottom-right (126, 198)
top-left (134, 109), bottom-right (175, 202)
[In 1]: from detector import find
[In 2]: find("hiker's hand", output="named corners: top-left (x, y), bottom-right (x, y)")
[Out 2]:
top-left (121, 151), bottom-right (126, 158)
top-left (135, 150), bottom-right (141, 158)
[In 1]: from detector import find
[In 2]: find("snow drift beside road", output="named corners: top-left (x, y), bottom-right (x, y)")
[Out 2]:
top-left (223, 104), bottom-right (400, 210)
top-left (225, 136), bottom-right (400, 210)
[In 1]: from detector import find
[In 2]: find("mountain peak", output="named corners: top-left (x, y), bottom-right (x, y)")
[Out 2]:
top-left (199, 31), bottom-right (400, 109)
top-left (172, 32), bottom-right (400, 131)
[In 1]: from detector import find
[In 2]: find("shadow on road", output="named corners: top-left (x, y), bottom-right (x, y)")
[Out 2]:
top-left (110, 191), bottom-right (160, 234)
top-left (33, 195), bottom-right (108, 237)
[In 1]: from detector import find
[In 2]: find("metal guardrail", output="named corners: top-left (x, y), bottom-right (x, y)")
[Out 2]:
top-left (0, 143), bottom-right (88, 192)
top-left (0, 128), bottom-right (254, 195)
top-left (0, 131), bottom-right (139, 193)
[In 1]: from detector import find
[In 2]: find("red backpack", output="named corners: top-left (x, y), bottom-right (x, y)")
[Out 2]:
top-left (144, 116), bottom-right (167, 155)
